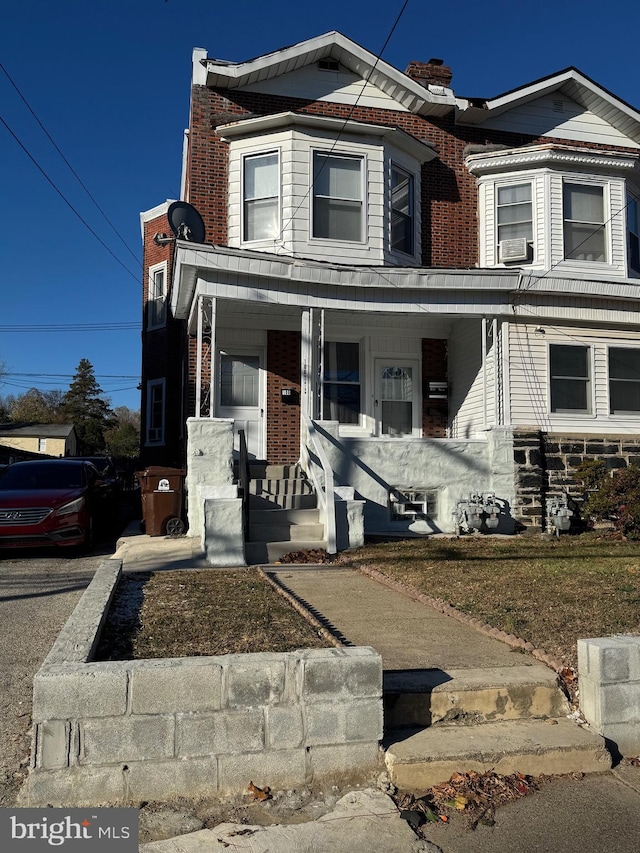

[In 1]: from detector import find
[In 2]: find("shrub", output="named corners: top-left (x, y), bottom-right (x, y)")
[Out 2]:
top-left (576, 461), bottom-right (640, 539)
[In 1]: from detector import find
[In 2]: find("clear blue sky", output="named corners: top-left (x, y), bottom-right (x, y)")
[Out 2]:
top-left (2, 0), bottom-right (639, 412)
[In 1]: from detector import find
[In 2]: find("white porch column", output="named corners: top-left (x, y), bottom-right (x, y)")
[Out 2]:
top-left (300, 308), bottom-right (323, 419)
top-left (209, 297), bottom-right (217, 418)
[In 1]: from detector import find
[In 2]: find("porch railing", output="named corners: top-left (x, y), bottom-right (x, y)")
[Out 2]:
top-left (238, 429), bottom-right (251, 534)
top-left (301, 412), bottom-right (337, 555)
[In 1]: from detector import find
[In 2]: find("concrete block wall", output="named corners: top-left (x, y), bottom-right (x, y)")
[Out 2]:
top-left (578, 637), bottom-right (640, 757)
top-left (24, 561), bottom-right (383, 806)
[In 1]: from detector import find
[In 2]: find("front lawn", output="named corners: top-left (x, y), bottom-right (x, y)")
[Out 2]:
top-left (341, 533), bottom-right (640, 671)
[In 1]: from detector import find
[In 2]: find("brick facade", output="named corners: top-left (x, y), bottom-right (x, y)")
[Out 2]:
top-left (421, 339), bottom-right (448, 437)
top-left (266, 330), bottom-right (302, 464)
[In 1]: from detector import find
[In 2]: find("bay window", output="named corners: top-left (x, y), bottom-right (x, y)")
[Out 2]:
top-left (313, 152), bottom-right (363, 241)
top-left (628, 195), bottom-right (640, 274)
top-left (243, 152), bottom-right (279, 241)
top-left (563, 182), bottom-right (606, 262)
top-left (391, 166), bottom-right (414, 254)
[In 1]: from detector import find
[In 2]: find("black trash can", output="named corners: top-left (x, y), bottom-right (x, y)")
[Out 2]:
top-left (136, 466), bottom-right (186, 536)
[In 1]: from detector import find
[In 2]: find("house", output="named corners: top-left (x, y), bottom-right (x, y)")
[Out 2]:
top-left (0, 423), bottom-right (78, 460)
top-left (139, 32), bottom-right (640, 559)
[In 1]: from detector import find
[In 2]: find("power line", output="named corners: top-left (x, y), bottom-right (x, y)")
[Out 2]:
top-left (0, 112), bottom-right (140, 283)
top-left (0, 62), bottom-right (141, 267)
top-left (0, 322), bottom-right (139, 332)
top-left (5, 372), bottom-right (139, 379)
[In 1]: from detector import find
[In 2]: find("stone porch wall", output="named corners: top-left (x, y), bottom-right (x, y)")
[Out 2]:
top-left (513, 432), bottom-right (640, 531)
top-left (23, 561), bottom-right (383, 807)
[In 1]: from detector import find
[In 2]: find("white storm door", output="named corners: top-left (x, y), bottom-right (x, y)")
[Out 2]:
top-left (218, 351), bottom-right (265, 459)
top-left (375, 360), bottom-right (420, 437)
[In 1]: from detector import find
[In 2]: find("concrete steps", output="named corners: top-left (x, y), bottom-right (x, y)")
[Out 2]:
top-left (383, 664), bottom-right (611, 789)
top-left (243, 465), bottom-right (325, 564)
top-left (384, 718), bottom-right (612, 790)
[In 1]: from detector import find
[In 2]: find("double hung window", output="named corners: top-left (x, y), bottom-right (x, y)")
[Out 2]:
top-left (147, 379), bottom-right (165, 444)
top-left (563, 182), bottom-right (606, 262)
top-left (550, 345), bottom-right (591, 413)
top-left (147, 263), bottom-right (167, 329)
top-left (609, 348), bottom-right (640, 413)
top-left (628, 195), bottom-right (640, 274)
top-left (323, 342), bottom-right (361, 424)
top-left (243, 152), bottom-right (279, 241)
top-left (313, 152), bottom-right (363, 241)
top-left (391, 166), bottom-right (414, 254)
top-left (497, 183), bottom-right (533, 245)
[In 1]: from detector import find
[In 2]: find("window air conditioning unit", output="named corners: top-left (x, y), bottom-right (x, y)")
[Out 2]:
top-left (499, 237), bottom-right (529, 263)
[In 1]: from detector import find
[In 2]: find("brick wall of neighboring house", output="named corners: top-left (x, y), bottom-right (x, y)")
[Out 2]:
top-left (266, 330), bottom-right (301, 464)
top-left (512, 431), bottom-right (640, 531)
top-left (421, 338), bottom-right (448, 437)
top-left (140, 214), bottom-right (185, 468)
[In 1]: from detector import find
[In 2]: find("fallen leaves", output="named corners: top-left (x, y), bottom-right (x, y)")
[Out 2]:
top-left (398, 769), bottom-right (539, 831)
top-left (247, 781), bottom-right (272, 801)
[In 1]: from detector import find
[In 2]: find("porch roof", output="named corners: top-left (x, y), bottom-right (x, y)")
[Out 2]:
top-left (171, 242), bottom-right (640, 328)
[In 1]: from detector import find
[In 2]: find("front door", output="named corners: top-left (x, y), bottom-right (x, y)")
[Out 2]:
top-left (218, 351), bottom-right (265, 459)
top-left (375, 360), bottom-right (420, 437)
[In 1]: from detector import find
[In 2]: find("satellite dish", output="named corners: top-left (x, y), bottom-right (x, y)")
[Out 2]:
top-left (167, 201), bottom-right (206, 244)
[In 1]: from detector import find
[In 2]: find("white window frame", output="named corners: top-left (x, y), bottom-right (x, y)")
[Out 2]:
top-left (241, 150), bottom-right (281, 244)
top-left (146, 378), bottom-right (166, 446)
top-left (495, 180), bottom-right (533, 259)
top-left (322, 340), bottom-right (363, 426)
top-left (628, 190), bottom-right (640, 276)
top-left (147, 261), bottom-right (167, 330)
top-left (311, 150), bottom-right (365, 243)
top-left (607, 345), bottom-right (640, 415)
top-left (562, 179), bottom-right (608, 264)
top-left (548, 343), bottom-right (593, 416)
top-left (390, 163), bottom-right (415, 256)
top-left (38, 438), bottom-right (47, 452)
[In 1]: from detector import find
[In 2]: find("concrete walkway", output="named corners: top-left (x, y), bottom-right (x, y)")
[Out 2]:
top-left (113, 530), bottom-right (640, 853)
top-left (267, 566), bottom-right (525, 671)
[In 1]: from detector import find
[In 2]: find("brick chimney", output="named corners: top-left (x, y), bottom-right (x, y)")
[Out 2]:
top-left (405, 58), bottom-right (453, 88)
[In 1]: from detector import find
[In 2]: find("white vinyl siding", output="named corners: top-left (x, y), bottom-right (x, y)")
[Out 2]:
top-left (479, 95), bottom-right (640, 149)
top-left (236, 66), bottom-right (411, 112)
top-left (449, 318), bottom-right (486, 438)
top-left (508, 323), bottom-right (640, 433)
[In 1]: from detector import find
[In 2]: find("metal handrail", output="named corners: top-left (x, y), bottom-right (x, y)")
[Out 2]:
top-left (238, 429), bottom-right (250, 533)
top-left (301, 412), bottom-right (336, 554)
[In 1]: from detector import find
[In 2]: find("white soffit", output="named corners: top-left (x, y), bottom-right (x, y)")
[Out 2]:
top-left (201, 31), bottom-right (456, 117)
top-left (458, 68), bottom-right (640, 146)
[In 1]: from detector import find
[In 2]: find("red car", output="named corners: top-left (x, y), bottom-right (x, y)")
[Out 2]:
top-left (0, 459), bottom-right (115, 549)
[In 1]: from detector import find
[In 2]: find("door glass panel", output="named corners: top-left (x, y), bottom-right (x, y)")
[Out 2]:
top-left (381, 365), bottom-right (413, 435)
top-left (220, 355), bottom-right (259, 407)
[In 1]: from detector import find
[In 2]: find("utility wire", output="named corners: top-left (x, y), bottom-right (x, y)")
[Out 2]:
top-left (0, 112), bottom-right (140, 283)
top-left (0, 61), bottom-right (141, 266)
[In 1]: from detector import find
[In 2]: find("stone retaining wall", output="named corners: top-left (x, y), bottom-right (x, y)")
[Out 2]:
top-left (578, 636), bottom-right (640, 757)
top-left (513, 432), bottom-right (640, 530)
top-left (23, 560), bottom-right (383, 806)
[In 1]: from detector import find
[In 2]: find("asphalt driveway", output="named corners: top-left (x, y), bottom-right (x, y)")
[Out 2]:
top-left (0, 544), bottom-right (114, 805)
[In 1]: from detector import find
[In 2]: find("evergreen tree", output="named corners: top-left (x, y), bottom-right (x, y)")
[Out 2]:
top-left (104, 406), bottom-right (140, 458)
top-left (62, 359), bottom-right (114, 453)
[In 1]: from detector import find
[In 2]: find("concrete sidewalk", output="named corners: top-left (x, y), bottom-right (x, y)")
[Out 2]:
top-left (113, 529), bottom-right (640, 852)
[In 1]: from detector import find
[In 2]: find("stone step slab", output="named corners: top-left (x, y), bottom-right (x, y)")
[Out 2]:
top-left (384, 717), bottom-right (611, 790)
top-left (384, 665), bottom-right (569, 729)
top-left (245, 539), bottom-right (328, 565)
